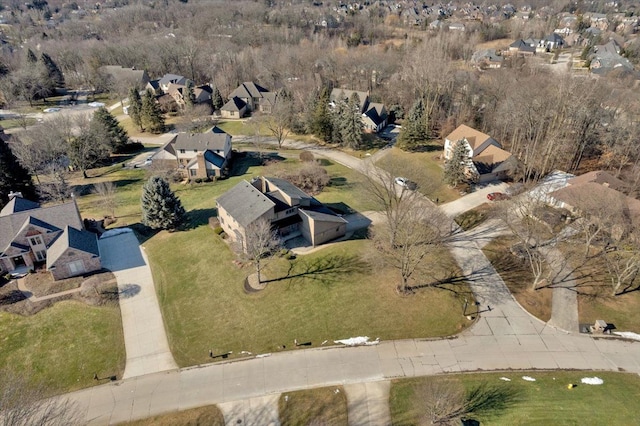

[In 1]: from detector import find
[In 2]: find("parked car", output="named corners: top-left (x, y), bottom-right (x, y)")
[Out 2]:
top-left (487, 192), bottom-right (509, 201)
top-left (43, 107), bottom-right (61, 113)
top-left (394, 177), bottom-right (418, 190)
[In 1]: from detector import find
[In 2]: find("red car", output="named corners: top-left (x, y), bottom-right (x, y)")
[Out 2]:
top-left (487, 192), bottom-right (509, 201)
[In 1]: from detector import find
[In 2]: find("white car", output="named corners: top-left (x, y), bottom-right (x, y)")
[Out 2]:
top-left (43, 107), bottom-right (61, 113)
top-left (394, 177), bottom-right (418, 190)
top-left (88, 102), bottom-right (105, 108)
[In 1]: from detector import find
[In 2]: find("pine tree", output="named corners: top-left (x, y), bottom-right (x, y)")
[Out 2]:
top-left (330, 99), bottom-right (346, 144)
top-left (397, 98), bottom-right (428, 151)
top-left (140, 176), bottom-right (185, 230)
top-left (40, 53), bottom-right (65, 88)
top-left (211, 86), bottom-right (224, 110)
top-left (184, 83), bottom-right (195, 109)
top-left (341, 92), bottom-right (363, 149)
top-left (311, 87), bottom-right (333, 142)
top-left (141, 89), bottom-right (165, 134)
top-left (443, 139), bottom-right (470, 187)
top-left (128, 87), bottom-right (143, 131)
top-left (92, 107), bottom-right (130, 153)
top-left (0, 139), bottom-right (37, 209)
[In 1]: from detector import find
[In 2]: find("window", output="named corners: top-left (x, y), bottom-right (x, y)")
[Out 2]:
top-left (35, 250), bottom-right (46, 261)
top-left (193, 149), bottom-right (198, 153)
top-left (68, 260), bottom-right (85, 275)
top-left (190, 169), bottom-right (197, 176)
top-left (179, 149), bottom-right (186, 154)
top-left (29, 235), bottom-right (43, 246)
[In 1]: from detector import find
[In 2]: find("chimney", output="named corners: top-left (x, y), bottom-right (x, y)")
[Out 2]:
top-left (8, 191), bottom-right (23, 200)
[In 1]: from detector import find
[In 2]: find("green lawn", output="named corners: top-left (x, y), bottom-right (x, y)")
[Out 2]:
top-left (0, 301), bottom-right (125, 396)
top-left (376, 147), bottom-right (460, 203)
top-left (279, 387), bottom-right (348, 426)
top-left (390, 372), bottom-right (640, 425)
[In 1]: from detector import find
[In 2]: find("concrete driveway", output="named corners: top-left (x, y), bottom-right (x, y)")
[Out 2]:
top-left (98, 230), bottom-right (178, 379)
top-left (439, 182), bottom-right (509, 218)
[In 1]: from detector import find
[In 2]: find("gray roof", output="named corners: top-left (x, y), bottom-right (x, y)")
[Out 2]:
top-left (46, 226), bottom-right (99, 268)
top-left (330, 88), bottom-right (369, 113)
top-left (216, 181), bottom-right (275, 228)
top-left (298, 208), bottom-right (348, 224)
top-left (0, 201), bottom-right (83, 256)
top-left (363, 103), bottom-right (387, 125)
top-left (221, 96), bottom-right (247, 112)
top-left (172, 126), bottom-right (229, 151)
top-left (203, 150), bottom-right (226, 168)
top-left (159, 73), bottom-right (189, 86)
top-left (264, 177), bottom-right (312, 201)
top-left (100, 65), bottom-right (149, 86)
top-left (0, 197), bottom-right (40, 217)
top-left (230, 82), bottom-right (270, 99)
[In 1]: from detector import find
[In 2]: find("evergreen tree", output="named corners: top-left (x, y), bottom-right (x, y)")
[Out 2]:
top-left (140, 176), bottom-right (185, 230)
top-left (443, 139), bottom-right (470, 187)
top-left (311, 87), bottom-right (333, 142)
top-left (330, 99), bottom-right (346, 144)
top-left (0, 139), bottom-right (37, 209)
top-left (92, 107), bottom-right (130, 153)
top-left (40, 53), bottom-right (64, 88)
top-left (184, 82), bottom-right (195, 109)
top-left (397, 98), bottom-right (428, 151)
top-left (341, 92), bottom-right (363, 149)
top-left (128, 87), bottom-right (143, 131)
top-left (141, 89), bottom-right (165, 133)
top-left (211, 86), bottom-right (224, 110)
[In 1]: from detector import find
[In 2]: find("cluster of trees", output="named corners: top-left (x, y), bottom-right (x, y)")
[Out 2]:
top-left (0, 49), bottom-right (64, 107)
top-left (0, 138), bottom-right (38, 210)
top-left (303, 88), bottom-right (363, 149)
top-left (10, 107), bottom-right (134, 202)
top-left (127, 89), bottom-right (165, 134)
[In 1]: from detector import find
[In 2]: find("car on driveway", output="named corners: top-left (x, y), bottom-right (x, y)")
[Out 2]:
top-left (487, 192), bottom-right (509, 201)
top-left (394, 177), bottom-right (418, 190)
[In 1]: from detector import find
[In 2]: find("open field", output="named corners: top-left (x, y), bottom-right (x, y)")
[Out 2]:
top-left (390, 371), bottom-right (640, 425)
top-left (0, 301), bottom-right (125, 396)
top-left (279, 386), bottom-right (348, 426)
top-left (376, 147), bottom-right (460, 203)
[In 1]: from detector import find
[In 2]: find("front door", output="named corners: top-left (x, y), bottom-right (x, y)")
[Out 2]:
top-left (68, 260), bottom-right (85, 276)
top-left (12, 256), bottom-right (25, 267)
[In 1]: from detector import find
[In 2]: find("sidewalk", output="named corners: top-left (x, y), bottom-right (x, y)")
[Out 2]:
top-left (98, 231), bottom-right (178, 379)
top-left (540, 246), bottom-right (579, 333)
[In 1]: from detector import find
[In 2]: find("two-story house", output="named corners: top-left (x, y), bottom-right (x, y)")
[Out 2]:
top-left (216, 176), bottom-right (347, 251)
top-left (444, 124), bottom-right (516, 183)
top-left (0, 194), bottom-right (101, 280)
top-left (220, 82), bottom-right (277, 118)
top-left (151, 126), bottom-right (232, 180)
top-left (329, 88), bottom-right (388, 133)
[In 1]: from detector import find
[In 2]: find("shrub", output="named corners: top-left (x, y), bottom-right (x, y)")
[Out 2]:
top-left (299, 151), bottom-right (315, 162)
top-left (213, 226), bottom-right (224, 235)
top-left (194, 178), bottom-right (203, 184)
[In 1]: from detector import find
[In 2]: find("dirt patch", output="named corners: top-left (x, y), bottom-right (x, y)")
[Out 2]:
top-left (512, 287), bottom-right (553, 322)
top-left (1, 270), bottom-right (118, 316)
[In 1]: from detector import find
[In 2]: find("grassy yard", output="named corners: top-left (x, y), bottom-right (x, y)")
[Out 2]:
top-left (279, 386), bottom-right (348, 426)
top-left (390, 371), bottom-right (640, 425)
top-left (376, 147), bottom-right (460, 203)
top-left (454, 203), bottom-right (491, 231)
top-left (483, 237), bottom-right (552, 322)
top-left (121, 405), bottom-right (224, 426)
top-left (0, 301), bottom-right (125, 396)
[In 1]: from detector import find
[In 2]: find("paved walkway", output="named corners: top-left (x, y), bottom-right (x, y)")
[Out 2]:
top-left (219, 395), bottom-right (280, 426)
top-left (344, 381), bottom-right (391, 426)
top-left (98, 231), bottom-right (178, 379)
top-left (16, 278), bottom-right (82, 302)
top-left (540, 246), bottom-right (579, 333)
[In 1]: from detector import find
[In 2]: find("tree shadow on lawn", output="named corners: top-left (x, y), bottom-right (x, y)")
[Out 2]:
top-left (128, 222), bottom-right (161, 245)
top-left (263, 253), bottom-right (369, 288)
top-left (183, 208), bottom-right (218, 230)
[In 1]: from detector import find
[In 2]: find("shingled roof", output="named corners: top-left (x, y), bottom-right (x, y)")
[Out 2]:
top-left (46, 226), bottom-right (100, 269)
top-left (172, 126), bottom-right (229, 152)
top-left (445, 124), bottom-right (495, 151)
top-left (0, 197), bottom-right (40, 217)
top-left (216, 180), bottom-right (275, 228)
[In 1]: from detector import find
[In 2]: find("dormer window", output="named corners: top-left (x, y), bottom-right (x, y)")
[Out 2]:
top-left (179, 149), bottom-right (186, 154)
top-left (29, 235), bottom-right (43, 246)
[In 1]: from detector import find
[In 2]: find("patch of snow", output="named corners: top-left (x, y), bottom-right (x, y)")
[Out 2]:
top-left (581, 377), bottom-right (604, 385)
top-left (522, 376), bottom-right (536, 382)
top-left (334, 336), bottom-right (380, 346)
top-left (100, 228), bottom-right (133, 239)
top-left (256, 353), bottom-right (271, 358)
top-left (500, 377), bottom-right (511, 381)
top-left (613, 331), bottom-right (640, 341)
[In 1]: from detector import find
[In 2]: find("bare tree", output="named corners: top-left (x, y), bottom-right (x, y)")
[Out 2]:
top-left (238, 217), bottom-right (281, 284)
top-left (0, 368), bottom-right (81, 426)
top-left (93, 181), bottom-right (117, 219)
top-left (495, 198), bottom-right (548, 290)
top-left (372, 199), bottom-right (448, 293)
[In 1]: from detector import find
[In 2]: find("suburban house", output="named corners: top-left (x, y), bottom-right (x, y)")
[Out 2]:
top-left (99, 65), bottom-right (150, 89)
top-left (471, 49), bottom-right (504, 69)
top-left (216, 176), bottom-right (347, 250)
top-left (329, 88), bottom-right (388, 133)
top-left (0, 194), bottom-right (101, 280)
top-left (590, 40), bottom-right (635, 76)
top-left (443, 124), bottom-right (516, 183)
top-left (166, 83), bottom-right (213, 108)
top-left (220, 82), bottom-right (277, 118)
top-left (507, 39), bottom-right (537, 56)
top-left (151, 126), bottom-right (232, 180)
top-left (538, 33), bottom-right (565, 51)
